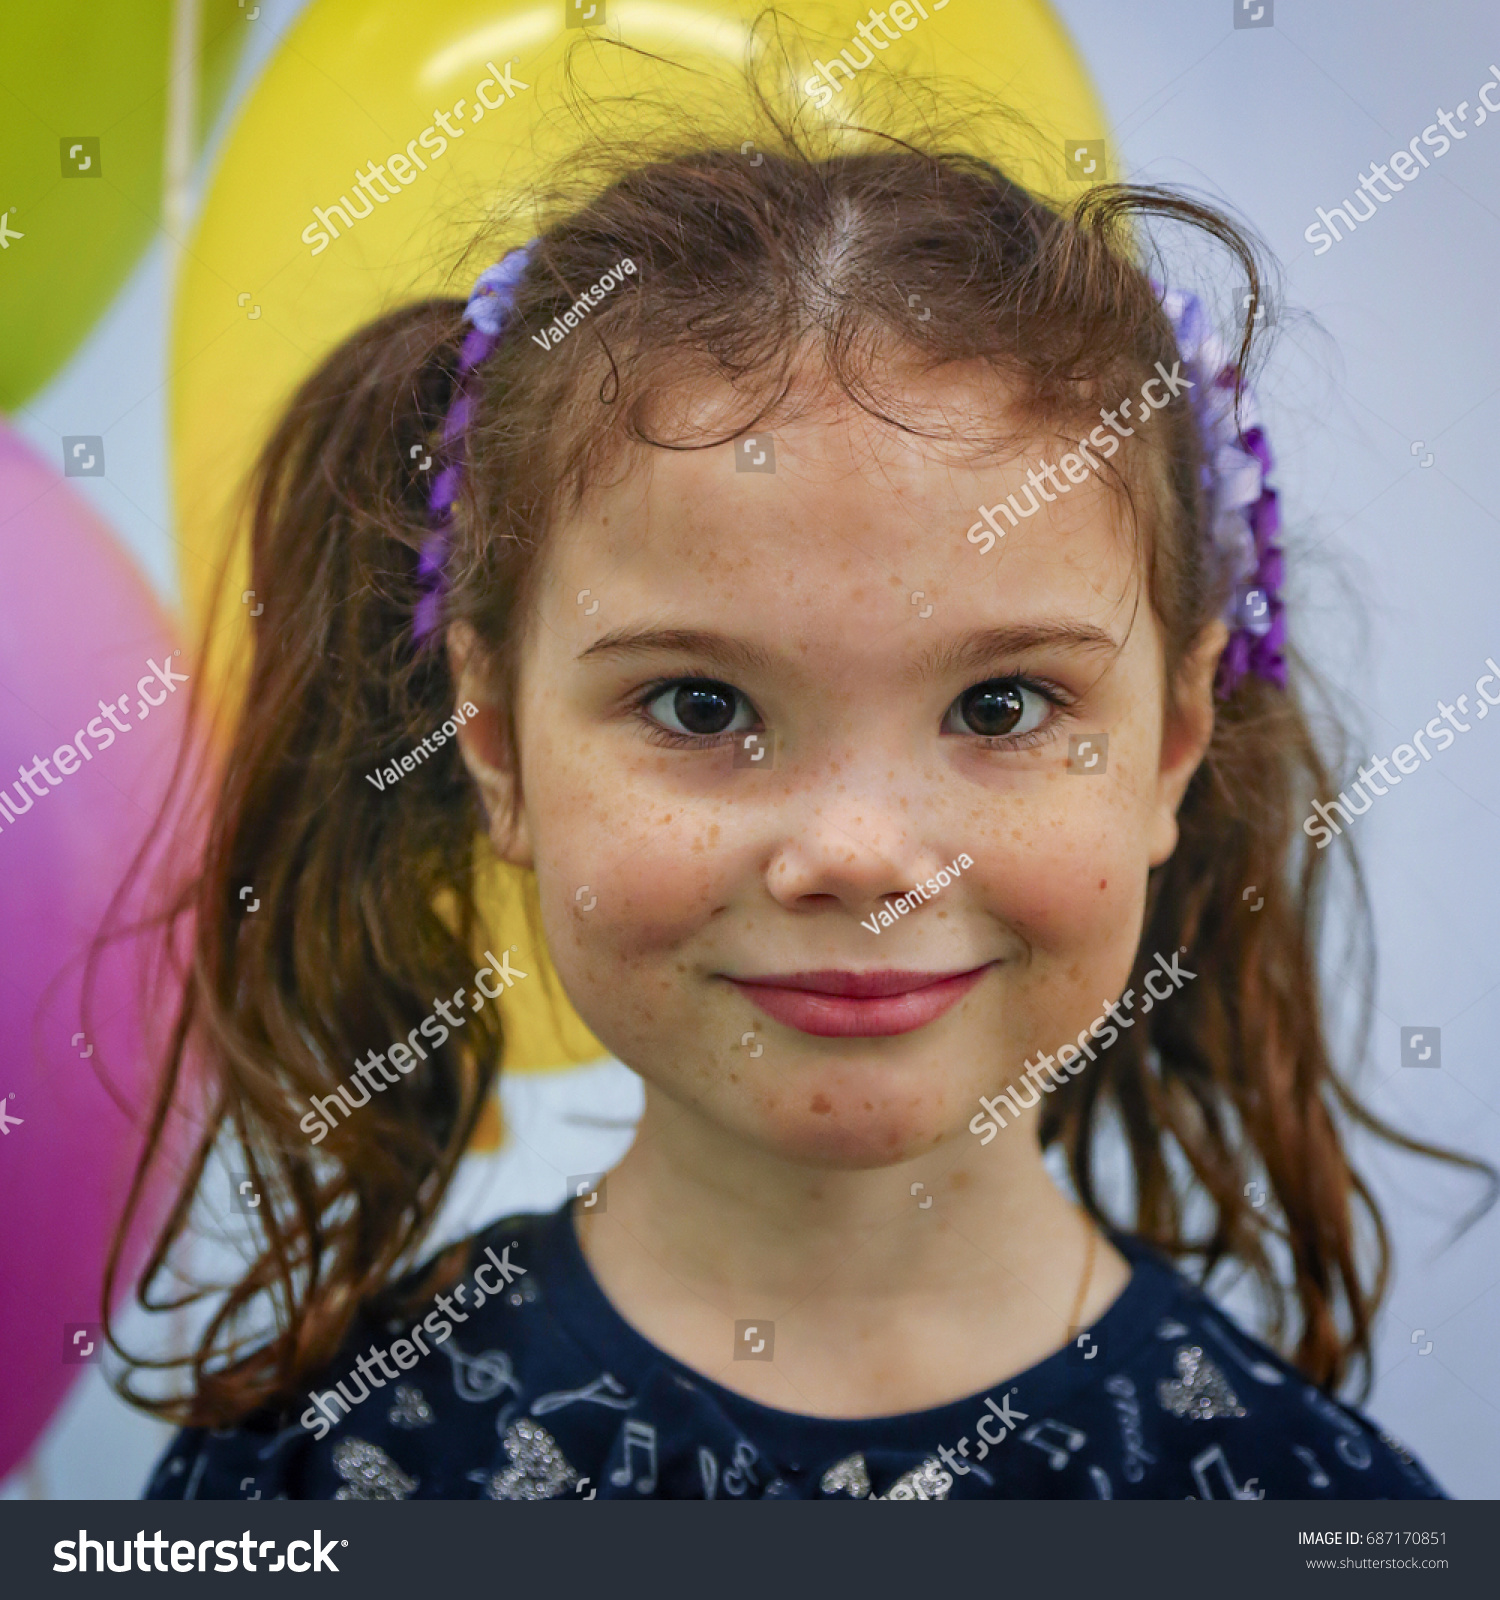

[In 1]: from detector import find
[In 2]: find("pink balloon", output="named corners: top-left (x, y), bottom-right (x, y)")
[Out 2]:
top-left (0, 423), bottom-right (198, 1479)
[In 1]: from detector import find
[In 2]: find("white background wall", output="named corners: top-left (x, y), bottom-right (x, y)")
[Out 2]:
top-left (5, 0), bottom-right (1497, 1498)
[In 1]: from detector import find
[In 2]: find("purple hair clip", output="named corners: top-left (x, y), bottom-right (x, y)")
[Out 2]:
top-left (1157, 286), bottom-right (1286, 697)
top-left (412, 240), bottom-right (540, 644)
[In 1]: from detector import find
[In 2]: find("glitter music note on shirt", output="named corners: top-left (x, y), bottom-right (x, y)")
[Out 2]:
top-left (610, 1419), bottom-right (658, 1494)
top-left (438, 1339), bottom-right (519, 1403)
top-left (530, 1371), bottom-right (635, 1415)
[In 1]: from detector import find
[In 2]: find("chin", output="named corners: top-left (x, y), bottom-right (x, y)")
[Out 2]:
top-left (747, 1095), bottom-right (953, 1169)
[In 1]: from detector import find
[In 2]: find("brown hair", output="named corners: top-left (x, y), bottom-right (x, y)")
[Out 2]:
top-left (106, 32), bottom-right (1491, 1427)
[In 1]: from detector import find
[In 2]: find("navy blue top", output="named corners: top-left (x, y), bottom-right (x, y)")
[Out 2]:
top-left (145, 1203), bottom-right (1443, 1501)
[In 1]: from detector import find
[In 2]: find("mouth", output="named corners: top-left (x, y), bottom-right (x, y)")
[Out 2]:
top-left (725, 965), bottom-right (993, 1038)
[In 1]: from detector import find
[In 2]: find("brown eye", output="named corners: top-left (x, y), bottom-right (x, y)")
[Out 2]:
top-left (958, 682), bottom-right (1025, 736)
top-left (942, 679), bottom-right (1053, 740)
top-left (643, 679), bottom-right (756, 738)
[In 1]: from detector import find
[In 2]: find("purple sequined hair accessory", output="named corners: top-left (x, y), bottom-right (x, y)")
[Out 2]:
top-left (1155, 284), bottom-right (1286, 697)
top-left (412, 240), bottom-right (539, 644)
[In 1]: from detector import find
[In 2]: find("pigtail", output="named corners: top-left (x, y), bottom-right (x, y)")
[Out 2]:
top-left (1041, 443), bottom-right (1496, 1397)
top-left (1081, 670), bottom-right (1492, 1394)
top-left (107, 302), bottom-right (506, 1426)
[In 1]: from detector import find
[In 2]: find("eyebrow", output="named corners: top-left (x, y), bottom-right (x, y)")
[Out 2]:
top-left (911, 623), bottom-right (1121, 684)
top-left (577, 627), bottom-right (778, 676)
top-left (577, 622), bottom-right (1119, 681)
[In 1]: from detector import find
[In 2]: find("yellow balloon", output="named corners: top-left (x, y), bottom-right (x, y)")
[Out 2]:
top-left (171, 0), bottom-right (1106, 1074)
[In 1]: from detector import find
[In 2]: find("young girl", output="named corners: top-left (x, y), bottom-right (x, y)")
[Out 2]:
top-left (116, 92), bottom-right (1478, 1501)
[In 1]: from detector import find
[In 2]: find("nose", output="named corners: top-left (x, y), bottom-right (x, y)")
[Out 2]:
top-left (762, 787), bottom-right (943, 917)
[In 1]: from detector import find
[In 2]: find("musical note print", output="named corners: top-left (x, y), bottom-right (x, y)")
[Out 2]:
top-left (1019, 1419), bottom-right (1087, 1472)
top-left (1189, 1443), bottom-right (1264, 1500)
top-left (531, 1371), bottom-right (635, 1416)
top-left (1089, 1464), bottom-right (1113, 1499)
top-left (439, 1339), bottom-right (519, 1403)
top-left (1104, 1375), bottom-right (1157, 1484)
top-left (609, 1419), bottom-right (658, 1494)
top-left (722, 1439), bottom-right (761, 1496)
top-left (1335, 1432), bottom-right (1373, 1471)
top-left (699, 1446), bottom-right (719, 1500)
top-left (1292, 1444), bottom-right (1331, 1490)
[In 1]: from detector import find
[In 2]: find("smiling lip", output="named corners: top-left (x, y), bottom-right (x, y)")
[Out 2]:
top-left (726, 966), bottom-right (992, 1038)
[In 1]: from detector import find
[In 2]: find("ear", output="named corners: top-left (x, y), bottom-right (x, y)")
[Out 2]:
top-left (445, 621), bottom-right (533, 868)
top-left (1146, 619), bottom-right (1228, 868)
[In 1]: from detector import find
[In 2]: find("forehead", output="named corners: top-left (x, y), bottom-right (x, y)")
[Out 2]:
top-left (538, 366), bottom-right (1148, 654)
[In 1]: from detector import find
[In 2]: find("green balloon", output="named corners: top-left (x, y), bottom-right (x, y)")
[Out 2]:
top-left (0, 0), bottom-right (249, 409)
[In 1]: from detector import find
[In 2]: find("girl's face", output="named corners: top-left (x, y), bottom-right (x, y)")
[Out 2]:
top-left (456, 367), bottom-right (1221, 1169)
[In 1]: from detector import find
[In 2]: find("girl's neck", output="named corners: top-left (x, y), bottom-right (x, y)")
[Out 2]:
top-left (572, 1086), bottom-right (1133, 1418)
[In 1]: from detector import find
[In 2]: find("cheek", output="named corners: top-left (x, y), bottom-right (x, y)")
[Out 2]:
top-left (525, 724), bottom-right (734, 956)
top-left (957, 735), bottom-right (1163, 975)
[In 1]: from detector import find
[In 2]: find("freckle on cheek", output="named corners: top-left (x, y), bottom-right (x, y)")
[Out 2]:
top-left (809, 1093), bottom-right (833, 1115)
top-left (1099, 879), bottom-right (1108, 891)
